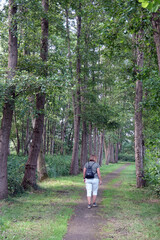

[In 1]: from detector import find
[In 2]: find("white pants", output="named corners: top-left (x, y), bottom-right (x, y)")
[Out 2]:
top-left (85, 178), bottom-right (99, 197)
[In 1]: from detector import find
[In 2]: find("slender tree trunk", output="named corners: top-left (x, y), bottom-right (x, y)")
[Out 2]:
top-left (98, 131), bottom-right (104, 166)
top-left (134, 30), bottom-right (145, 188)
top-left (43, 118), bottom-right (47, 155)
top-left (70, 2), bottom-right (82, 175)
top-left (14, 111), bottom-right (20, 155)
top-left (104, 139), bottom-right (110, 165)
top-left (60, 115), bottom-right (68, 155)
top-left (21, 118), bottom-right (25, 154)
top-left (47, 120), bottom-right (50, 154)
top-left (93, 127), bottom-right (97, 155)
top-left (80, 121), bottom-right (88, 169)
top-left (152, 11), bottom-right (160, 72)
top-left (22, 0), bottom-right (48, 189)
top-left (0, 0), bottom-right (17, 199)
top-left (115, 142), bottom-right (119, 163)
top-left (37, 136), bottom-right (48, 181)
top-left (88, 123), bottom-right (92, 155)
top-left (109, 143), bottom-right (115, 163)
top-left (24, 118), bottom-right (30, 155)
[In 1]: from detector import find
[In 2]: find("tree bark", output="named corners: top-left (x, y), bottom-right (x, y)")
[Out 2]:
top-left (0, 0), bottom-right (17, 199)
top-left (98, 131), bottom-right (104, 166)
top-left (134, 30), bottom-right (145, 188)
top-left (93, 127), bottom-right (97, 155)
top-left (104, 139), bottom-right (110, 165)
top-left (37, 137), bottom-right (48, 181)
top-left (70, 2), bottom-right (82, 175)
top-left (88, 123), bottom-right (92, 155)
top-left (152, 11), bottom-right (160, 72)
top-left (80, 121), bottom-right (88, 169)
top-left (109, 143), bottom-right (115, 163)
top-left (60, 115), bottom-right (68, 155)
top-left (115, 142), bottom-right (119, 163)
top-left (22, 0), bottom-right (48, 189)
top-left (22, 93), bottom-right (45, 189)
top-left (14, 111), bottom-right (20, 155)
top-left (43, 118), bottom-right (47, 154)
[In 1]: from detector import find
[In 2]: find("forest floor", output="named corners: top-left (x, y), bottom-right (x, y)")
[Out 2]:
top-left (0, 162), bottom-right (160, 240)
top-left (63, 163), bottom-right (130, 240)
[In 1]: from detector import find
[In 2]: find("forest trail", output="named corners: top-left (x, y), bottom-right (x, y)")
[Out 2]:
top-left (63, 163), bottom-right (130, 240)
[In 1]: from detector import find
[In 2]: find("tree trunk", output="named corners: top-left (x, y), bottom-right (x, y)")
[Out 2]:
top-left (47, 120), bottom-right (50, 154)
top-left (104, 139), bottom-right (110, 165)
top-left (60, 115), bottom-right (68, 155)
top-left (80, 121), bottom-right (88, 169)
top-left (37, 137), bottom-right (48, 181)
top-left (0, 0), bottom-right (17, 199)
top-left (22, 0), bottom-right (48, 189)
top-left (98, 131), bottom-right (104, 166)
top-left (115, 142), bottom-right (119, 163)
top-left (70, 3), bottom-right (82, 175)
top-left (93, 127), bottom-right (97, 155)
top-left (88, 123), bottom-right (92, 155)
top-left (152, 11), bottom-right (160, 72)
top-left (14, 111), bottom-right (20, 155)
top-left (109, 143), bottom-right (115, 163)
top-left (22, 93), bottom-right (45, 189)
top-left (134, 30), bottom-right (145, 188)
top-left (43, 118), bottom-right (47, 155)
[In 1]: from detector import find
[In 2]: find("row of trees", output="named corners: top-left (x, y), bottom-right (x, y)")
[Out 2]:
top-left (0, 0), bottom-right (160, 199)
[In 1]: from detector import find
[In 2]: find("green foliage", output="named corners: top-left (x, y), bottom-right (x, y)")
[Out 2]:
top-left (118, 153), bottom-right (135, 162)
top-left (144, 149), bottom-right (160, 195)
top-left (7, 155), bottom-right (26, 195)
top-left (7, 154), bottom-right (72, 195)
top-left (138, 0), bottom-right (160, 12)
top-left (45, 154), bottom-right (71, 177)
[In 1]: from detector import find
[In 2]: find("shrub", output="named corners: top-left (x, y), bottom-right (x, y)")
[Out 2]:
top-left (45, 154), bottom-right (71, 177)
top-left (7, 154), bottom-right (72, 195)
top-left (144, 149), bottom-right (160, 196)
top-left (118, 153), bottom-right (135, 162)
top-left (7, 155), bottom-right (26, 195)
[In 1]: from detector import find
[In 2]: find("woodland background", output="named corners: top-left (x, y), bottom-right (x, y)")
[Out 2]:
top-left (0, 0), bottom-right (160, 199)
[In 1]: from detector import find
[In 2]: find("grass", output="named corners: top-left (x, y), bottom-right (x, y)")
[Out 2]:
top-left (0, 162), bottom-right (122, 240)
top-left (100, 163), bottom-right (160, 240)
top-left (0, 162), bottom-right (159, 240)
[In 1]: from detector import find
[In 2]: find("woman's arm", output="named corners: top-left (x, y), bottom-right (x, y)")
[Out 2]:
top-left (83, 168), bottom-right (86, 179)
top-left (97, 168), bottom-right (102, 185)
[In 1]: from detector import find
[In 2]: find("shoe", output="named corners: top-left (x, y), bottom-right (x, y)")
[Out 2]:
top-left (92, 202), bottom-right (97, 207)
top-left (88, 204), bottom-right (91, 209)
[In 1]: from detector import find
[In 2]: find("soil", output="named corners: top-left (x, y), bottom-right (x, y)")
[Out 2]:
top-left (63, 163), bottom-right (130, 240)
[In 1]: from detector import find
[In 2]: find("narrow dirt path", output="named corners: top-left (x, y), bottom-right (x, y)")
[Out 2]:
top-left (63, 163), bottom-right (130, 240)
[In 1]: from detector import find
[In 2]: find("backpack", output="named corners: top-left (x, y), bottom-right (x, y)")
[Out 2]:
top-left (85, 162), bottom-right (96, 179)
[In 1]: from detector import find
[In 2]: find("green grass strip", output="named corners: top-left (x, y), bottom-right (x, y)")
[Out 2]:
top-left (100, 163), bottom-right (160, 240)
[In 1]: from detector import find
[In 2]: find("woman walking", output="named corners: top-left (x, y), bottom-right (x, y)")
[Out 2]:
top-left (83, 155), bottom-right (102, 209)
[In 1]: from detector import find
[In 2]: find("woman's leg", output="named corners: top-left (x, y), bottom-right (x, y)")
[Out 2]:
top-left (85, 179), bottom-right (92, 204)
top-left (92, 178), bottom-right (99, 203)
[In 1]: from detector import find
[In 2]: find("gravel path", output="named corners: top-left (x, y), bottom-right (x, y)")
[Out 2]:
top-left (63, 163), bottom-right (130, 240)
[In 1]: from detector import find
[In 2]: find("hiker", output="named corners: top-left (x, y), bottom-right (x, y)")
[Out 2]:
top-left (83, 155), bottom-right (102, 209)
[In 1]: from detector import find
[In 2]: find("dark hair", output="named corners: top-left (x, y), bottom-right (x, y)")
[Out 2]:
top-left (89, 155), bottom-right (97, 162)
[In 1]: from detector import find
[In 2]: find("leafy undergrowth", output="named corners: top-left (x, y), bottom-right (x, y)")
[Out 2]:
top-left (0, 163), bottom-right (121, 240)
top-left (100, 163), bottom-right (160, 240)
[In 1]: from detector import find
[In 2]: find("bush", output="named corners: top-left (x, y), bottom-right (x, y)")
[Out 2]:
top-left (118, 153), bottom-right (135, 162)
top-left (7, 154), bottom-right (72, 195)
top-left (144, 149), bottom-right (160, 196)
top-left (8, 155), bottom-right (26, 195)
top-left (45, 155), bottom-right (71, 177)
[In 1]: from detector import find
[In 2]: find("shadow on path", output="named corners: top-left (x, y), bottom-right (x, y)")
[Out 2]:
top-left (63, 163), bottom-right (130, 240)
